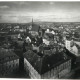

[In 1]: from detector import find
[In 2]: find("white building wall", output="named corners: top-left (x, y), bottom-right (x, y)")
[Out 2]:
top-left (70, 45), bottom-right (78, 56)
top-left (24, 58), bottom-right (41, 79)
top-left (24, 58), bottom-right (71, 79)
top-left (65, 40), bottom-right (71, 50)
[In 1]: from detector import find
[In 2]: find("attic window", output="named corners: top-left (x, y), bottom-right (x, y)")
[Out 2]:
top-left (48, 64), bottom-right (50, 67)
top-left (9, 56), bottom-right (11, 59)
top-left (64, 57), bottom-right (66, 60)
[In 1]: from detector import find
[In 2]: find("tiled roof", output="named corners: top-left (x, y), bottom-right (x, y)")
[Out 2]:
top-left (0, 48), bottom-right (19, 64)
top-left (24, 48), bottom-right (70, 74)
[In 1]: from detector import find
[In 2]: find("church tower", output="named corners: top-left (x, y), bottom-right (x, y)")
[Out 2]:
top-left (32, 18), bottom-right (33, 28)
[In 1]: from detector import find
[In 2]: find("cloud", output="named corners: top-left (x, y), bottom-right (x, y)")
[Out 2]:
top-left (12, 1), bottom-right (28, 6)
top-left (0, 11), bottom-right (80, 23)
top-left (49, 2), bottom-right (55, 5)
top-left (0, 5), bottom-right (9, 9)
top-left (0, 15), bottom-right (32, 23)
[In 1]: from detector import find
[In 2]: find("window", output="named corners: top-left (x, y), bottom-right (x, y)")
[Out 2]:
top-left (16, 63), bottom-right (18, 66)
top-left (2, 58), bottom-right (4, 62)
top-left (64, 63), bottom-right (66, 69)
top-left (65, 62), bottom-right (67, 68)
top-left (6, 65), bottom-right (8, 70)
top-left (13, 64), bottom-right (15, 67)
top-left (51, 69), bottom-right (54, 77)
top-left (13, 55), bottom-right (15, 58)
top-left (5, 57), bottom-right (8, 61)
top-left (41, 74), bottom-right (44, 79)
top-left (9, 56), bottom-right (10, 59)
top-left (3, 65), bottom-right (6, 71)
top-left (9, 65), bottom-right (11, 68)
top-left (54, 68), bottom-right (57, 75)
top-left (0, 59), bottom-right (1, 62)
top-left (69, 60), bottom-right (71, 66)
top-left (61, 64), bottom-right (63, 71)
top-left (7, 65), bottom-right (9, 69)
top-left (14, 60), bottom-right (16, 63)
top-left (68, 60), bottom-right (70, 66)
top-left (5, 71), bottom-right (7, 75)
top-left (59, 65), bottom-right (61, 72)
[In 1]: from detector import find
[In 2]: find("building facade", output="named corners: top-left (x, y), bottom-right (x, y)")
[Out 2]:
top-left (0, 48), bottom-right (19, 77)
top-left (24, 49), bottom-right (71, 79)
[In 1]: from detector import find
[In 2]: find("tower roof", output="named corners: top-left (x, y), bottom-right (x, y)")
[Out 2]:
top-left (30, 18), bottom-right (40, 32)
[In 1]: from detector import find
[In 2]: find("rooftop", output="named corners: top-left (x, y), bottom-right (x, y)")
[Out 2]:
top-left (31, 24), bottom-right (40, 32)
top-left (0, 48), bottom-right (19, 64)
top-left (24, 46), bottom-right (71, 74)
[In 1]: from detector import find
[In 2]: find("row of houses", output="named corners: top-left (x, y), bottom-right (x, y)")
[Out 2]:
top-left (0, 48), bottom-right (19, 77)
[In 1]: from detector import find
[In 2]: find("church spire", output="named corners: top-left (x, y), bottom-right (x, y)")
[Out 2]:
top-left (32, 18), bottom-right (33, 27)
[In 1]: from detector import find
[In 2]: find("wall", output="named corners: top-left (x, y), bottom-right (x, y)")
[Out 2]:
top-left (65, 40), bottom-right (71, 51)
top-left (24, 58), bottom-right (71, 79)
top-left (24, 58), bottom-right (41, 79)
top-left (41, 59), bottom-right (71, 79)
top-left (0, 59), bottom-right (19, 77)
top-left (58, 59), bottom-right (71, 78)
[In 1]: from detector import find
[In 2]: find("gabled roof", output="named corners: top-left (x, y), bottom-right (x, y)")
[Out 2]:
top-left (24, 48), bottom-right (71, 75)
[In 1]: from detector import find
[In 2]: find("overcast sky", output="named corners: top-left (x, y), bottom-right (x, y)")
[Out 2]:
top-left (0, 1), bottom-right (80, 23)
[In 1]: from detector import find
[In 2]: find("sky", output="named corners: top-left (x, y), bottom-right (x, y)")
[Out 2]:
top-left (0, 1), bottom-right (80, 23)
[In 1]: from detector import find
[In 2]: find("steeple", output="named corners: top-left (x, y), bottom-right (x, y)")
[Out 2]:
top-left (32, 18), bottom-right (33, 27)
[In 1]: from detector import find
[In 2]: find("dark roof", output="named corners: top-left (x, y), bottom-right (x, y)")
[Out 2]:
top-left (31, 24), bottom-right (39, 32)
top-left (64, 47), bottom-right (77, 59)
top-left (24, 49), bottom-right (71, 74)
top-left (0, 48), bottom-right (19, 64)
top-left (45, 33), bottom-right (54, 39)
top-left (75, 44), bottom-right (80, 55)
